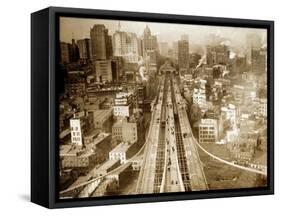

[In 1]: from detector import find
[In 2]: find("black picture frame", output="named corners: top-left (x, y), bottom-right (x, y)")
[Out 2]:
top-left (31, 6), bottom-right (274, 209)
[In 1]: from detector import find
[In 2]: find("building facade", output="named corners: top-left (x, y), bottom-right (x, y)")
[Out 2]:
top-left (221, 104), bottom-right (237, 126)
top-left (142, 25), bottom-right (158, 66)
top-left (246, 33), bottom-right (262, 64)
top-left (112, 31), bottom-right (140, 63)
top-left (95, 60), bottom-right (113, 82)
top-left (60, 146), bottom-right (96, 173)
top-left (77, 38), bottom-right (92, 60)
top-left (258, 98), bottom-right (267, 117)
top-left (251, 48), bottom-right (266, 74)
top-left (206, 45), bottom-right (229, 66)
top-left (178, 39), bottom-right (190, 74)
top-left (109, 142), bottom-right (132, 164)
top-left (193, 88), bottom-right (207, 110)
top-left (113, 92), bottom-right (134, 117)
top-left (90, 24), bottom-right (112, 60)
top-left (93, 109), bottom-right (113, 132)
top-left (70, 118), bottom-right (83, 146)
top-left (60, 42), bottom-right (70, 64)
top-left (199, 119), bottom-right (218, 144)
top-left (66, 71), bottom-right (86, 97)
top-left (142, 25), bottom-right (158, 52)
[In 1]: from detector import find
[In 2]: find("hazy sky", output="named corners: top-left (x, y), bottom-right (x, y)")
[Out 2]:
top-left (60, 17), bottom-right (267, 53)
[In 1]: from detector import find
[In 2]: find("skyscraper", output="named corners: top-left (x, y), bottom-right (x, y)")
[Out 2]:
top-left (69, 38), bottom-right (80, 63)
top-left (142, 25), bottom-right (158, 67)
top-left (77, 38), bottom-right (92, 60)
top-left (251, 48), bottom-right (266, 74)
top-left (142, 25), bottom-right (158, 53)
top-left (90, 24), bottom-right (112, 60)
top-left (172, 42), bottom-right (178, 62)
top-left (106, 35), bottom-right (113, 59)
top-left (112, 30), bottom-right (140, 63)
top-left (246, 33), bottom-right (262, 64)
top-left (178, 38), bottom-right (189, 74)
top-left (206, 45), bottom-right (229, 65)
top-left (60, 42), bottom-right (70, 64)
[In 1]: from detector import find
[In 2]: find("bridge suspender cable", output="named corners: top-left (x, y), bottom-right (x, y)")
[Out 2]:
top-left (195, 140), bottom-right (267, 176)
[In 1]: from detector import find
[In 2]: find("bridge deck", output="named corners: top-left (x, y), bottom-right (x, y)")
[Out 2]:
top-left (135, 78), bottom-right (165, 194)
top-left (172, 80), bottom-right (209, 191)
top-left (153, 78), bottom-right (168, 193)
top-left (162, 83), bottom-right (185, 192)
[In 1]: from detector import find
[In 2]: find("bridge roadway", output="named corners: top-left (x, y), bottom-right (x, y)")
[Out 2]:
top-left (137, 76), bottom-right (186, 194)
top-left (172, 79), bottom-right (209, 191)
top-left (135, 77), bottom-right (166, 194)
top-left (153, 78), bottom-right (168, 193)
top-left (162, 84), bottom-right (185, 192)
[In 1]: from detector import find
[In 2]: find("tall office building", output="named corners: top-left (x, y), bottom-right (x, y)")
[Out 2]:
top-left (251, 48), bottom-right (266, 74)
top-left (142, 25), bottom-right (158, 70)
top-left (77, 38), bottom-right (92, 60)
top-left (68, 38), bottom-right (80, 63)
top-left (246, 33), bottom-right (262, 64)
top-left (142, 25), bottom-right (158, 53)
top-left (60, 42), bottom-right (70, 64)
top-left (172, 42), bottom-right (179, 62)
top-left (106, 35), bottom-right (113, 59)
top-left (112, 30), bottom-right (140, 63)
top-left (178, 38), bottom-right (190, 74)
top-left (206, 45), bottom-right (229, 65)
top-left (90, 24), bottom-right (112, 60)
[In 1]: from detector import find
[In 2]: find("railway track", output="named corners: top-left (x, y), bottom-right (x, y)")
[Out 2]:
top-left (170, 77), bottom-right (191, 191)
top-left (153, 78), bottom-right (168, 193)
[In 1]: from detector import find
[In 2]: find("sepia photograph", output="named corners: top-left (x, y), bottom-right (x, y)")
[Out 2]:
top-left (58, 16), bottom-right (268, 199)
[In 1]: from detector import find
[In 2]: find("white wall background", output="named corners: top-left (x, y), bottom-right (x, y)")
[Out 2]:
top-left (0, 0), bottom-right (279, 214)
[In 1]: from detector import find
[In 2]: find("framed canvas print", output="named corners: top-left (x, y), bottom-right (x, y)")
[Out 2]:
top-left (31, 6), bottom-right (274, 208)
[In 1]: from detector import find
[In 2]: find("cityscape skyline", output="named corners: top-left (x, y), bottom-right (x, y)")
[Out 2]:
top-left (60, 17), bottom-right (267, 55)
